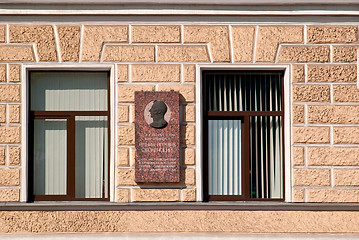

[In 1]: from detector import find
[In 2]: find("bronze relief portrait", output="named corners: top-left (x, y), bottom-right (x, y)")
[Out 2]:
top-left (144, 100), bottom-right (171, 129)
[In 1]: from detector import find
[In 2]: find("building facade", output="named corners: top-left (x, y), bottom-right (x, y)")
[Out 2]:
top-left (1, 0), bottom-right (359, 236)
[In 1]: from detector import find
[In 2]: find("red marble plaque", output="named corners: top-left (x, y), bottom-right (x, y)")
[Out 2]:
top-left (135, 91), bottom-right (180, 182)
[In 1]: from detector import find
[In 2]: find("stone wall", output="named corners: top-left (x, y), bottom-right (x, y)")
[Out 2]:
top-left (2, 210), bottom-right (359, 234)
top-left (0, 24), bottom-right (358, 203)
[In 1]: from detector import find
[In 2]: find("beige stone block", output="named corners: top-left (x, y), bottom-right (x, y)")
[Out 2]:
top-left (0, 45), bottom-right (35, 62)
top-left (7, 210), bottom-right (359, 234)
top-left (0, 189), bottom-right (19, 202)
top-left (183, 64), bottom-right (196, 82)
top-left (0, 126), bottom-right (21, 143)
top-left (0, 64), bottom-right (6, 82)
top-left (292, 85), bottom-right (330, 103)
top-left (0, 85), bottom-right (20, 102)
top-left (82, 25), bottom-right (128, 61)
top-left (0, 146), bottom-right (5, 165)
top-left (293, 127), bottom-right (330, 144)
top-left (277, 46), bottom-right (330, 63)
top-left (307, 64), bottom-right (357, 83)
top-left (334, 169), bottom-right (359, 186)
top-left (307, 189), bottom-right (359, 202)
top-left (184, 105), bottom-right (195, 122)
top-left (117, 148), bottom-right (129, 166)
top-left (131, 105), bottom-right (135, 123)
top-left (256, 26), bottom-right (303, 62)
top-left (0, 104), bottom-right (5, 123)
top-left (132, 25), bottom-right (180, 43)
top-left (307, 25), bottom-right (358, 43)
top-left (102, 45), bottom-right (154, 62)
top-left (157, 45), bottom-right (210, 62)
top-left (130, 148), bottom-right (135, 166)
top-left (334, 127), bottom-right (359, 144)
top-left (292, 65), bottom-right (305, 82)
top-left (117, 125), bottom-right (135, 145)
top-left (308, 147), bottom-right (359, 166)
top-left (118, 84), bottom-right (155, 103)
top-left (0, 25), bottom-right (5, 42)
top-left (8, 105), bottom-right (20, 123)
top-left (57, 25), bottom-right (81, 62)
top-left (184, 25), bottom-right (230, 62)
top-left (181, 125), bottom-right (195, 145)
top-left (9, 65), bottom-right (20, 82)
top-left (157, 84), bottom-right (195, 103)
top-left (308, 105), bottom-right (359, 124)
top-left (0, 168), bottom-right (20, 185)
top-left (117, 105), bottom-right (129, 123)
top-left (232, 26), bottom-right (255, 62)
top-left (132, 64), bottom-right (180, 82)
top-left (132, 189), bottom-right (180, 202)
top-left (117, 64), bottom-right (128, 82)
top-left (8, 146), bottom-right (20, 166)
top-left (9, 25), bottom-right (57, 61)
top-left (292, 188), bottom-right (305, 202)
top-left (293, 168), bottom-right (330, 186)
top-left (333, 46), bottom-right (357, 63)
top-left (117, 168), bottom-right (136, 186)
top-left (184, 168), bottom-right (196, 186)
top-left (293, 147), bottom-right (304, 166)
top-left (183, 148), bottom-right (195, 165)
top-left (182, 188), bottom-right (196, 202)
top-left (293, 105), bottom-right (304, 124)
top-left (116, 188), bottom-right (130, 202)
top-left (333, 85), bottom-right (359, 102)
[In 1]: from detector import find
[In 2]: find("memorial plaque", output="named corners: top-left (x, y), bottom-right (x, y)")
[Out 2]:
top-left (135, 91), bottom-right (180, 182)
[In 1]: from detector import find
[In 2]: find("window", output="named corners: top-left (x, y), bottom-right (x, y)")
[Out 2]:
top-left (203, 70), bottom-right (284, 201)
top-left (29, 71), bottom-right (110, 201)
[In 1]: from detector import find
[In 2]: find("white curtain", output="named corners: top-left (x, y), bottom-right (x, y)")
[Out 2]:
top-left (207, 72), bottom-right (283, 198)
top-left (33, 119), bottom-right (67, 195)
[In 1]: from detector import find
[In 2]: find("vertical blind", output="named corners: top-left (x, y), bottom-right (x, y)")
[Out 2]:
top-left (208, 120), bottom-right (242, 195)
top-left (34, 119), bottom-right (67, 195)
top-left (30, 72), bottom-right (108, 111)
top-left (75, 116), bottom-right (108, 198)
top-left (205, 72), bottom-right (283, 199)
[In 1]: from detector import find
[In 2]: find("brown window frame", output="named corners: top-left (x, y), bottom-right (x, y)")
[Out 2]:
top-left (28, 71), bottom-right (111, 202)
top-left (202, 70), bottom-right (285, 202)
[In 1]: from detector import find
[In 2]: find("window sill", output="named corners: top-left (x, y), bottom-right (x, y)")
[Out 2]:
top-left (1, 201), bottom-right (359, 211)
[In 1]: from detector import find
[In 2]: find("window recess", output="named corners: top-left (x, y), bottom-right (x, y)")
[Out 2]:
top-left (203, 70), bottom-right (284, 201)
top-left (29, 71), bottom-right (110, 201)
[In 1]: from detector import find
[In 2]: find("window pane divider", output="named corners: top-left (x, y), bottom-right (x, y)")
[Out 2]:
top-left (33, 111), bottom-right (109, 117)
top-left (207, 111), bottom-right (283, 117)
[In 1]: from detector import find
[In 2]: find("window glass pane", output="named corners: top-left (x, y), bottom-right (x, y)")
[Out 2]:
top-left (250, 116), bottom-right (283, 199)
top-left (205, 72), bottom-right (282, 112)
top-left (75, 116), bottom-right (108, 198)
top-left (208, 120), bottom-right (242, 195)
top-left (30, 72), bottom-right (108, 111)
top-left (34, 119), bottom-right (67, 195)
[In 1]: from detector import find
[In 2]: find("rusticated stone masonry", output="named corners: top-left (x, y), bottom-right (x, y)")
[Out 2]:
top-left (0, 23), bottom-right (358, 203)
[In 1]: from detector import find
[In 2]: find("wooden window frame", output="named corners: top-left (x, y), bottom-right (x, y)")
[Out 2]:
top-left (202, 70), bottom-right (285, 202)
top-left (28, 71), bottom-right (111, 202)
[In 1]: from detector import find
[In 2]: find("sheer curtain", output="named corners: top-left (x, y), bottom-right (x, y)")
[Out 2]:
top-left (31, 72), bottom-right (108, 198)
top-left (206, 72), bottom-right (283, 198)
